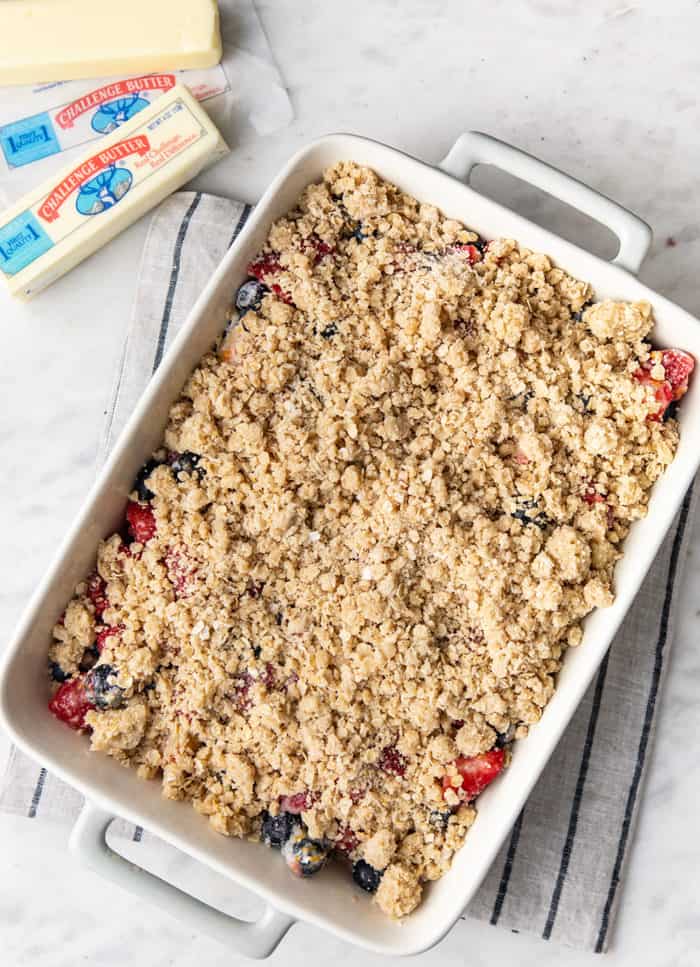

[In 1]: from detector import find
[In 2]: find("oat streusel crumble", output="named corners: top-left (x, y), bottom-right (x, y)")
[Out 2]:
top-left (48, 162), bottom-right (693, 919)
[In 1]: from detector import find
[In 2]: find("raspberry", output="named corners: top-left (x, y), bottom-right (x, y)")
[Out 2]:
top-left (304, 235), bottom-right (335, 264)
top-left (662, 349), bottom-right (694, 399)
top-left (279, 791), bottom-right (317, 814)
top-left (233, 671), bottom-right (254, 712)
top-left (86, 572), bottom-right (108, 617)
top-left (378, 745), bottom-right (407, 777)
top-left (582, 483), bottom-right (605, 505)
top-left (442, 748), bottom-right (505, 801)
top-left (335, 826), bottom-right (359, 854)
top-left (126, 501), bottom-right (156, 543)
top-left (96, 625), bottom-right (122, 652)
top-left (247, 253), bottom-right (294, 305)
top-left (247, 252), bottom-right (282, 280)
top-left (48, 677), bottom-right (94, 730)
top-left (270, 282), bottom-right (294, 305)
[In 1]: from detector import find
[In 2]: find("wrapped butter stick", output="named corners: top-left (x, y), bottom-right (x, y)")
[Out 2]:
top-left (0, 84), bottom-right (228, 300)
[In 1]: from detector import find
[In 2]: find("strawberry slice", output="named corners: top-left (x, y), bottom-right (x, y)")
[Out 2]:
top-left (48, 677), bottom-right (94, 730)
top-left (441, 748), bottom-right (505, 801)
top-left (96, 625), bottom-right (122, 652)
top-left (126, 501), bottom-right (156, 543)
top-left (451, 242), bottom-right (482, 264)
top-left (634, 349), bottom-right (695, 421)
top-left (86, 572), bottom-right (108, 617)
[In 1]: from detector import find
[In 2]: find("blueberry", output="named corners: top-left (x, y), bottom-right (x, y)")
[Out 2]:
top-left (663, 399), bottom-right (680, 422)
top-left (472, 235), bottom-right (488, 253)
top-left (274, 612), bottom-right (283, 627)
top-left (574, 392), bottom-right (592, 414)
top-left (169, 451), bottom-right (205, 481)
top-left (428, 810), bottom-right (453, 830)
top-left (282, 829), bottom-right (328, 877)
top-left (511, 497), bottom-right (550, 530)
top-left (508, 389), bottom-right (533, 410)
top-left (79, 643), bottom-right (100, 673)
top-left (261, 810), bottom-right (299, 848)
top-left (49, 660), bottom-right (70, 683)
top-left (352, 859), bottom-right (383, 893)
top-left (495, 724), bottom-right (516, 748)
top-left (235, 279), bottom-right (267, 314)
top-left (133, 458), bottom-right (162, 502)
top-left (320, 323), bottom-right (338, 339)
top-left (572, 299), bottom-right (594, 323)
top-left (252, 644), bottom-right (262, 659)
top-left (83, 664), bottom-right (124, 710)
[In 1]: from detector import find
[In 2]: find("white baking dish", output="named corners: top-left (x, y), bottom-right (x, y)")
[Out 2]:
top-left (2, 131), bottom-right (700, 959)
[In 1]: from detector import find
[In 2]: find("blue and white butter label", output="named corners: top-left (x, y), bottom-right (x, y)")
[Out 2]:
top-left (0, 97), bottom-right (209, 279)
top-left (0, 65), bottom-right (228, 171)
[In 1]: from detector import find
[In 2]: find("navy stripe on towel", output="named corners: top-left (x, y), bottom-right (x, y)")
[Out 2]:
top-left (595, 486), bottom-right (693, 951)
top-left (490, 808), bottom-right (526, 925)
top-left (542, 652), bottom-right (611, 939)
top-left (151, 192), bottom-right (203, 374)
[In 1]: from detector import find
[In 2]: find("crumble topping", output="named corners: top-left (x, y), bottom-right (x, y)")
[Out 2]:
top-left (48, 161), bottom-right (686, 919)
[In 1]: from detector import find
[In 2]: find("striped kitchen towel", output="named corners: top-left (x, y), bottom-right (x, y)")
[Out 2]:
top-left (0, 192), bottom-right (695, 953)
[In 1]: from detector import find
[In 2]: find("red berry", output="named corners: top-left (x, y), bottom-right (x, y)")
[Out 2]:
top-left (126, 501), bottom-right (156, 543)
top-left (583, 483), bottom-right (605, 505)
top-left (335, 826), bottom-right (359, 854)
top-left (634, 348), bottom-right (694, 421)
top-left (305, 235), bottom-right (335, 264)
top-left (48, 677), bottom-right (94, 730)
top-left (246, 253), bottom-right (294, 304)
top-left (662, 349), bottom-right (694, 399)
top-left (451, 243), bottom-right (482, 264)
top-left (96, 625), bottom-right (122, 652)
top-left (165, 547), bottom-right (195, 598)
top-left (260, 662), bottom-right (277, 690)
top-left (378, 745), bottom-right (406, 777)
top-left (86, 572), bottom-right (108, 617)
top-left (279, 791), bottom-right (317, 814)
top-left (270, 282), bottom-right (294, 305)
top-left (247, 252), bottom-right (282, 280)
top-left (348, 787), bottom-right (366, 804)
top-left (233, 671), bottom-right (254, 712)
top-left (442, 748), bottom-right (505, 801)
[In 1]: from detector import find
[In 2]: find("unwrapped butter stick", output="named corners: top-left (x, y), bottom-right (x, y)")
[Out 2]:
top-left (0, 84), bottom-right (228, 300)
top-left (0, 0), bottom-right (222, 86)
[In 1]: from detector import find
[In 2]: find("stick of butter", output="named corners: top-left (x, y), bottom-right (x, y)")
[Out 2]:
top-left (0, 84), bottom-right (228, 300)
top-left (0, 0), bottom-right (222, 86)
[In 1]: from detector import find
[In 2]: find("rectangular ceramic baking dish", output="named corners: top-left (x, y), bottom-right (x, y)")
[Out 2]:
top-left (2, 131), bottom-right (700, 959)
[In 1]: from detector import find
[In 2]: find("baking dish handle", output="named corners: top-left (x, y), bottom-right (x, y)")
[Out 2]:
top-left (438, 131), bottom-right (652, 275)
top-left (69, 802), bottom-right (295, 959)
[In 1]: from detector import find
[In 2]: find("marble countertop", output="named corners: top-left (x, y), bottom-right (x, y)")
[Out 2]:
top-left (2, 1), bottom-right (700, 964)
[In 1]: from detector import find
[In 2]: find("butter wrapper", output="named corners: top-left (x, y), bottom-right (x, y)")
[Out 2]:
top-left (0, 83), bottom-right (228, 300)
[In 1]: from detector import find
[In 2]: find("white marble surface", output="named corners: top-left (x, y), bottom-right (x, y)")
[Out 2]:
top-left (2, 1), bottom-right (700, 964)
